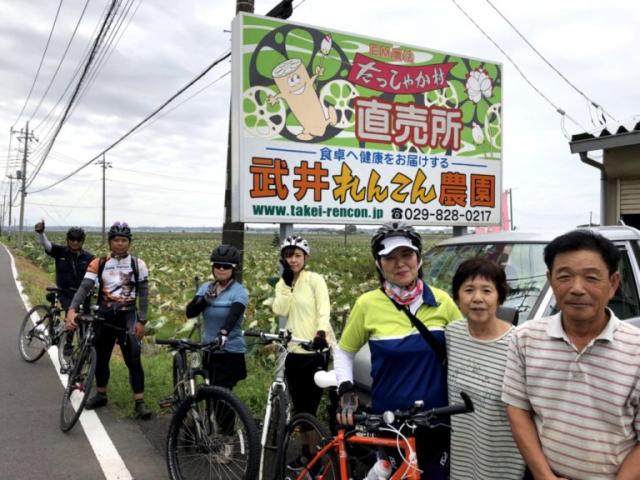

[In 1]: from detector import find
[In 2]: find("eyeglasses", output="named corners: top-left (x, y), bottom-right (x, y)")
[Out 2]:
top-left (212, 262), bottom-right (236, 270)
top-left (111, 221), bottom-right (129, 228)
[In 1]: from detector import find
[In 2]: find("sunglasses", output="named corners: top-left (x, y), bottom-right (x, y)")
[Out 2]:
top-left (212, 262), bottom-right (236, 270)
top-left (67, 237), bottom-right (84, 242)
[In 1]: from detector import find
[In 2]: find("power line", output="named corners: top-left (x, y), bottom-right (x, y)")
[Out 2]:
top-left (483, 0), bottom-right (617, 124)
top-left (28, 0), bottom-right (93, 123)
top-left (12, 0), bottom-right (65, 128)
top-left (25, 0), bottom-right (121, 191)
top-left (28, 48), bottom-right (231, 195)
top-left (450, 0), bottom-right (587, 133)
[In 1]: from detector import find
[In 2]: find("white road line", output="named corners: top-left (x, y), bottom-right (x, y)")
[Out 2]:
top-left (5, 244), bottom-right (134, 480)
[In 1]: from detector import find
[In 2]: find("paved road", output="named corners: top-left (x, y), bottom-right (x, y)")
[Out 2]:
top-left (0, 245), bottom-right (168, 480)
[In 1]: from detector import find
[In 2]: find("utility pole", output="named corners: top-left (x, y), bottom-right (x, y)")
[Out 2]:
top-left (7, 175), bottom-right (14, 237)
top-left (99, 154), bottom-right (112, 244)
top-left (16, 122), bottom-right (37, 247)
top-left (222, 0), bottom-right (255, 281)
top-left (1, 193), bottom-right (5, 236)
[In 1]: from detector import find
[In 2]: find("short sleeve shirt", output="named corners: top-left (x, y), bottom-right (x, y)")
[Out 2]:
top-left (198, 280), bottom-right (249, 353)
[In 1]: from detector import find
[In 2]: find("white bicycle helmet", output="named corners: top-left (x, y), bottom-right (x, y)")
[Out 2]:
top-left (280, 236), bottom-right (310, 255)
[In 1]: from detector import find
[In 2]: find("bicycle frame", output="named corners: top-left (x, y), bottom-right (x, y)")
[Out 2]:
top-left (298, 428), bottom-right (420, 480)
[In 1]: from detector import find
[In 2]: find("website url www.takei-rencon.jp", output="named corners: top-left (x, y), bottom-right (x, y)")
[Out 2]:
top-left (252, 204), bottom-right (383, 219)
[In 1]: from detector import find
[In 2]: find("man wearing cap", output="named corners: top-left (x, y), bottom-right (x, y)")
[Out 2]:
top-left (334, 222), bottom-right (462, 479)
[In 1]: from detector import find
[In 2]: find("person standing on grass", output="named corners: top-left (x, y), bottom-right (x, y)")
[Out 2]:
top-left (185, 244), bottom-right (249, 391)
top-left (502, 229), bottom-right (640, 479)
top-left (446, 257), bottom-right (524, 480)
top-left (66, 222), bottom-right (152, 420)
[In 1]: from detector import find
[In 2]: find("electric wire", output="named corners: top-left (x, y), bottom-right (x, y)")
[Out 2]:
top-left (450, 0), bottom-right (587, 132)
top-left (28, 49), bottom-right (231, 195)
top-left (25, 0), bottom-right (121, 191)
top-left (483, 0), bottom-right (617, 124)
top-left (12, 0), bottom-right (65, 128)
top-left (28, 0), bottom-right (93, 123)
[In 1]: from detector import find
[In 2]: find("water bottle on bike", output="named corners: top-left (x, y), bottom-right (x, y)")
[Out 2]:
top-left (366, 458), bottom-right (392, 479)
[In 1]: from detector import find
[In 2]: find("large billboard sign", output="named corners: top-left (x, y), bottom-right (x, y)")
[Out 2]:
top-left (231, 14), bottom-right (502, 225)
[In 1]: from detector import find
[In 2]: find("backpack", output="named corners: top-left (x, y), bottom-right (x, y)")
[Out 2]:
top-left (96, 255), bottom-right (139, 306)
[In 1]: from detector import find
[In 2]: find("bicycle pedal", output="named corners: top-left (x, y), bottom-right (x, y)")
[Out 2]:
top-left (158, 397), bottom-right (176, 409)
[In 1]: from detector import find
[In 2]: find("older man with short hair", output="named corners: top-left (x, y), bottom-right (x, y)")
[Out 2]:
top-left (502, 229), bottom-right (640, 480)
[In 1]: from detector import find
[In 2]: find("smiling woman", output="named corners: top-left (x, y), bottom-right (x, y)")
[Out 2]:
top-left (446, 257), bottom-right (524, 480)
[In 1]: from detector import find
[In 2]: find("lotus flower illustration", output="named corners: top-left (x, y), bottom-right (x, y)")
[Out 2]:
top-left (465, 68), bottom-right (493, 104)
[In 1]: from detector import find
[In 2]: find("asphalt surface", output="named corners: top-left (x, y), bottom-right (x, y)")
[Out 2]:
top-left (0, 244), bottom-right (168, 480)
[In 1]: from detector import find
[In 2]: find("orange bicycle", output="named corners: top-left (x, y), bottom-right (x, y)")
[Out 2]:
top-left (279, 392), bottom-right (473, 480)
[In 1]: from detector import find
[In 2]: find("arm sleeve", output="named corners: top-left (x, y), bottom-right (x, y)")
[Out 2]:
top-left (501, 329), bottom-right (532, 410)
top-left (37, 232), bottom-right (53, 253)
top-left (69, 278), bottom-right (95, 311)
top-left (186, 295), bottom-right (208, 318)
top-left (221, 302), bottom-right (246, 332)
top-left (272, 279), bottom-right (293, 316)
top-left (137, 280), bottom-right (149, 323)
top-left (334, 345), bottom-right (356, 386)
top-left (311, 273), bottom-right (335, 345)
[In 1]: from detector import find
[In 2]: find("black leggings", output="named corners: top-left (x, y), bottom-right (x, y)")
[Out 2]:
top-left (94, 310), bottom-right (144, 394)
top-left (285, 352), bottom-right (327, 416)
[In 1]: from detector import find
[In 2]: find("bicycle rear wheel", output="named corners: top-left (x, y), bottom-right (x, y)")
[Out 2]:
top-left (60, 345), bottom-right (97, 432)
top-left (18, 305), bottom-right (51, 362)
top-left (280, 413), bottom-right (339, 480)
top-left (261, 385), bottom-right (288, 480)
top-left (166, 385), bottom-right (260, 480)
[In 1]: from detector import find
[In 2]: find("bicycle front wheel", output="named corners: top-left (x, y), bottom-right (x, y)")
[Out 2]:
top-left (18, 305), bottom-right (52, 362)
top-left (60, 346), bottom-right (97, 432)
top-left (280, 413), bottom-right (339, 480)
top-left (261, 385), bottom-right (288, 480)
top-left (167, 385), bottom-right (260, 480)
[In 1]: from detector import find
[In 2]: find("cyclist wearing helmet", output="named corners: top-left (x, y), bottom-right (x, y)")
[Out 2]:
top-left (66, 222), bottom-right (152, 419)
top-left (272, 235), bottom-right (335, 417)
top-left (185, 244), bottom-right (249, 390)
top-left (334, 222), bottom-right (462, 480)
top-left (34, 220), bottom-right (94, 309)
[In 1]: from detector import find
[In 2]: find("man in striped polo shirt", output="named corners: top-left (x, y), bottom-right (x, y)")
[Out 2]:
top-left (502, 229), bottom-right (640, 480)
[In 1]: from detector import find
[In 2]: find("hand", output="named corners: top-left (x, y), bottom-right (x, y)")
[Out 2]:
top-left (34, 221), bottom-right (45, 233)
top-left (280, 259), bottom-right (294, 287)
top-left (337, 381), bottom-right (359, 426)
top-left (65, 309), bottom-right (78, 330)
top-left (312, 330), bottom-right (328, 350)
top-left (217, 329), bottom-right (228, 348)
top-left (134, 321), bottom-right (145, 340)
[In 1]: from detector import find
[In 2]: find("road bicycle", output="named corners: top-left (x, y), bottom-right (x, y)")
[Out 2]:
top-left (244, 329), bottom-right (325, 480)
top-left (59, 305), bottom-right (105, 432)
top-left (279, 383), bottom-right (473, 480)
top-left (156, 337), bottom-right (260, 480)
top-left (18, 286), bottom-right (74, 371)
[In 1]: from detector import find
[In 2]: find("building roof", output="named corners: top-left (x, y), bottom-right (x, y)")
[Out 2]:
top-left (569, 117), bottom-right (640, 154)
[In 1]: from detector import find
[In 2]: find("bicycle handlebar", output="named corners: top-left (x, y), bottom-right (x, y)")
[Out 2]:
top-left (155, 338), bottom-right (220, 352)
top-left (352, 392), bottom-right (474, 430)
top-left (244, 329), bottom-right (314, 349)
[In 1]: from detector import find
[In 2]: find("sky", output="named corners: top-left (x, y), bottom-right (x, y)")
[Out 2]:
top-left (1, 0), bottom-right (639, 232)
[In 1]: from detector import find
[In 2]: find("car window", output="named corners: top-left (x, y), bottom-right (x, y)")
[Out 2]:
top-left (543, 247), bottom-right (640, 320)
top-left (423, 242), bottom-right (547, 320)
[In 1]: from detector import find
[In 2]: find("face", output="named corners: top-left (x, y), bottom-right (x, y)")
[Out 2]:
top-left (66, 238), bottom-right (84, 252)
top-left (284, 248), bottom-right (306, 274)
top-left (109, 236), bottom-right (130, 256)
top-left (457, 276), bottom-right (500, 326)
top-left (379, 247), bottom-right (420, 287)
top-left (548, 249), bottom-right (620, 325)
top-left (212, 263), bottom-right (234, 283)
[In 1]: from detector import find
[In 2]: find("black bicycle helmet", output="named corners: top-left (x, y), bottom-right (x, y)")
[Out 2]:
top-left (210, 244), bottom-right (241, 265)
top-left (371, 221), bottom-right (422, 259)
top-left (280, 236), bottom-right (310, 256)
top-left (66, 227), bottom-right (86, 241)
top-left (108, 221), bottom-right (132, 240)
